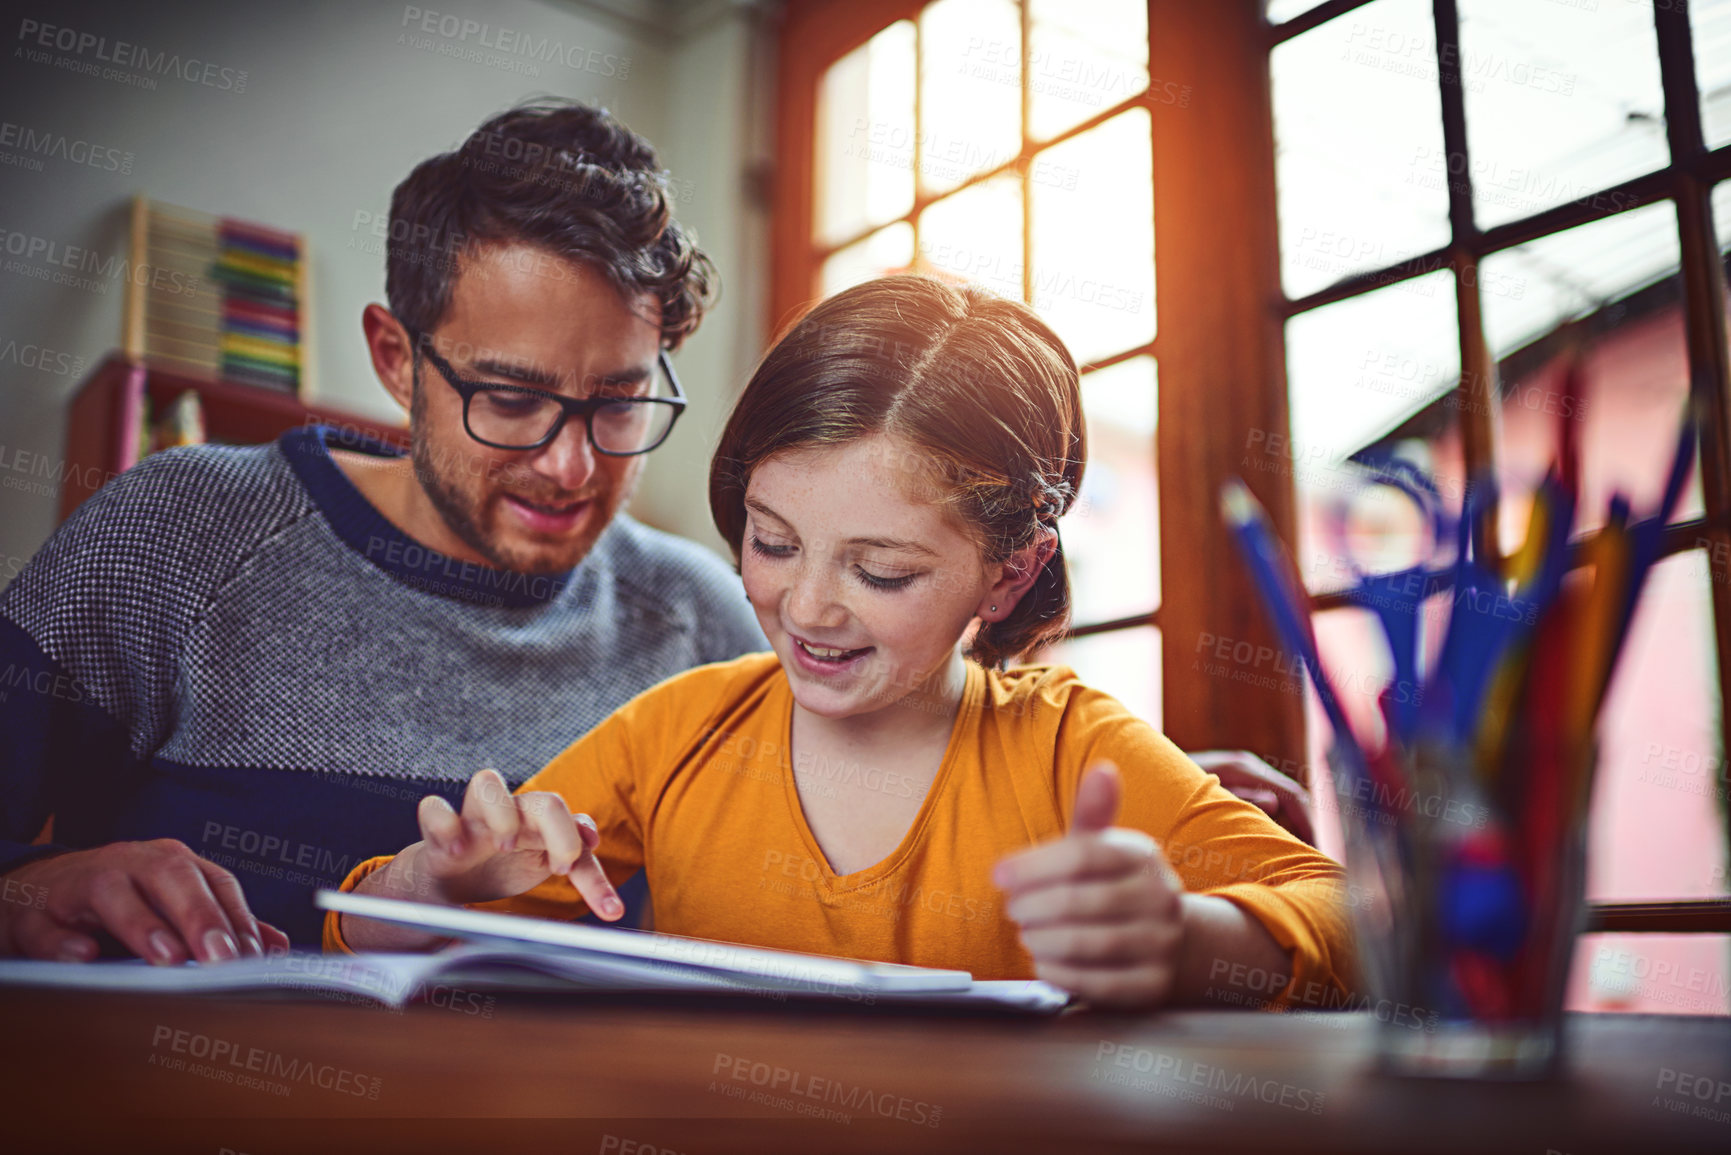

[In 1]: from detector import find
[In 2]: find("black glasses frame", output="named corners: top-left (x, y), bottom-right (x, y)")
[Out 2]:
top-left (412, 335), bottom-right (687, 456)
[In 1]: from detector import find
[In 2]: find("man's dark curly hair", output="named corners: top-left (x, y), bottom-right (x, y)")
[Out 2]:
top-left (385, 100), bottom-right (716, 349)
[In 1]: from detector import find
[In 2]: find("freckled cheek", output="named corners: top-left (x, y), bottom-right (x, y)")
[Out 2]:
top-left (739, 558), bottom-right (780, 619)
top-left (860, 593), bottom-right (949, 658)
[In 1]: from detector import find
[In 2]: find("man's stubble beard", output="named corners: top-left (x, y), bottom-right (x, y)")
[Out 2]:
top-left (408, 380), bottom-right (632, 577)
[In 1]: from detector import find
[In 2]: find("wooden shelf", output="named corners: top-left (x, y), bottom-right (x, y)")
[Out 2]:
top-left (59, 354), bottom-right (407, 523)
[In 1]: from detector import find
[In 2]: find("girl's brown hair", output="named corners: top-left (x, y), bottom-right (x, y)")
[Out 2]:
top-left (709, 275), bottom-right (1085, 668)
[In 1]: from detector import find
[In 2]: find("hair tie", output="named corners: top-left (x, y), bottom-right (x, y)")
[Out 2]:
top-left (1028, 477), bottom-right (1073, 525)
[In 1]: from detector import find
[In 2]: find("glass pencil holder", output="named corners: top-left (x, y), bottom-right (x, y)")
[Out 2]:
top-left (1330, 741), bottom-right (1592, 1081)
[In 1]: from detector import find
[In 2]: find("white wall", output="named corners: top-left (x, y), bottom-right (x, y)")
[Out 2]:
top-left (614, 0), bottom-right (775, 552)
top-left (0, 0), bottom-right (770, 582)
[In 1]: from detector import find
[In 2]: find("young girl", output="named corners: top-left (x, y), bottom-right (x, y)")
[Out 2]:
top-left (329, 275), bottom-right (1354, 1010)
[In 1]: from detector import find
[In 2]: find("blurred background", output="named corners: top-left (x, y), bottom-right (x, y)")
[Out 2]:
top-left (1, 0), bottom-right (1726, 1015)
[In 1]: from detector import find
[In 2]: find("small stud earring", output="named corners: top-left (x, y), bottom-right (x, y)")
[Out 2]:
top-left (990, 605), bottom-right (998, 613)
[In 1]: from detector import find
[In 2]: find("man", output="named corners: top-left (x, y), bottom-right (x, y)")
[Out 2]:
top-left (0, 102), bottom-right (763, 961)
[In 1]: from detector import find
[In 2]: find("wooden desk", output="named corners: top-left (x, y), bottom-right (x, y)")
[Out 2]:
top-left (3, 989), bottom-right (1725, 1154)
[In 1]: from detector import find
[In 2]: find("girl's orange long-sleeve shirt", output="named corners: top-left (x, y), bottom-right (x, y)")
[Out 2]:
top-left (328, 653), bottom-right (1354, 1004)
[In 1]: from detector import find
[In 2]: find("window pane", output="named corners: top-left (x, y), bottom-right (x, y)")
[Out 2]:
top-left (1027, 0), bottom-right (1150, 141)
top-left (915, 175), bottom-right (1023, 297)
top-left (1692, 0), bottom-right (1731, 152)
top-left (1585, 551), bottom-right (1730, 908)
top-left (1484, 333), bottom-right (1703, 551)
top-left (1039, 627), bottom-right (1162, 728)
top-left (815, 21), bottom-right (916, 248)
top-left (1299, 605), bottom-right (1417, 863)
top-left (1265, 0), bottom-right (1327, 24)
top-left (820, 222), bottom-right (914, 299)
top-left (1069, 356), bottom-right (1158, 625)
top-left (1271, 0), bottom-right (1451, 299)
top-left (1083, 354), bottom-right (1157, 437)
top-left (1029, 109), bottom-right (1156, 364)
top-left (1285, 272), bottom-right (1459, 594)
top-left (1574, 933), bottom-right (1730, 1016)
top-left (1479, 203), bottom-right (1680, 359)
top-left (1284, 268), bottom-right (1459, 462)
top-left (1478, 203), bottom-right (1696, 538)
top-left (921, 0), bottom-right (1022, 196)
top-left (1457, 0), bottom-right (1668, 229)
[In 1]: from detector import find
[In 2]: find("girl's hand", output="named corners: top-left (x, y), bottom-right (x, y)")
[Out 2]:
top-left (993, 761), bottom-right (1187, 1009)
top-left (400, 768), bottom-right (624, 920)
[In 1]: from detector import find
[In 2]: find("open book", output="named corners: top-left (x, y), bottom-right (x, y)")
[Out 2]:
top-left (320, 889), bottom-right (974, 994)
top-left (317, 890), bottom-right (1068, 1011)
top-left (0, 893), bottom-right (1070, 1014)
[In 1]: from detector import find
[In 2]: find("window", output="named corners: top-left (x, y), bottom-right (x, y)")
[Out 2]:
top-left (1269, 0), bottom-right (1731, 1013)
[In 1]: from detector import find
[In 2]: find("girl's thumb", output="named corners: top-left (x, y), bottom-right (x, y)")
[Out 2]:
top-left (1070, 761), bottom-right (1122, 835)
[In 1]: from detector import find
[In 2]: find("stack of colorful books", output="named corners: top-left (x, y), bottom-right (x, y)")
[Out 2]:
top-left (210, 219), bottom-right (302, 392)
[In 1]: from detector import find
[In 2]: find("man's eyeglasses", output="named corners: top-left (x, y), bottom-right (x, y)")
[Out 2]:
top-left (411, 334), bottom-right (686, 456)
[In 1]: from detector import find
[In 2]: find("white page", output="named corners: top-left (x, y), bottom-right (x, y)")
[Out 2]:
top-left (432, 945), bottom-right (803, 994)
top-left (877, 980), bottom-right (1072, 1013)
top-left (318, 890), bottom-right (973, 993)
top-left (0, 948), bottom-right (1068, 1013)
top-left (0, 951), bottom-right (452, 1007)
top-left (432, 947), bottom-right (1071, 1012)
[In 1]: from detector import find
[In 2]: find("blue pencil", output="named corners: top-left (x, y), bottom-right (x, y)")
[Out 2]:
top-left (1220, 480), bottom-right (1377, 800)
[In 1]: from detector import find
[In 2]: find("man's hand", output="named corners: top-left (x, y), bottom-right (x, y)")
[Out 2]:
top-left (0, 841), bottom-right (290, 964)
top-left (993, 762), bottom-right (1188, 1009)
top-left (1188, 750), bottom-right (1316, 846)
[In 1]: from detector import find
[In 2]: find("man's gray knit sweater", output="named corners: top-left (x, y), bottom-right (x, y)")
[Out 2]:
top-left (0, 424), bottom-right (764, 942)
